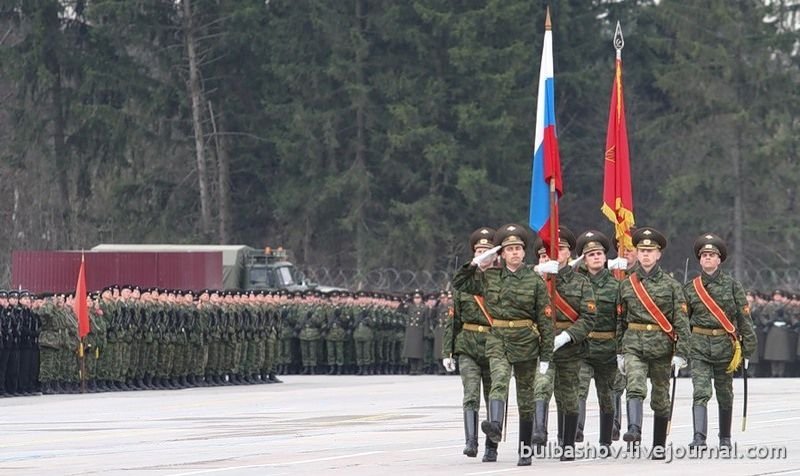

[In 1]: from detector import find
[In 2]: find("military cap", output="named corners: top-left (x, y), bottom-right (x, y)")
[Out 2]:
top-left (413, 289), bottom-right (423, 298)
top-left (469, 227), bottom-right (496, 251)
top-left (576, 230), bottom-right (611, 255)
top-left (8, 291), bottom-right (19, 298)
top-left (494, 223), bottom-right (529, 248)
top-left (531, 235), bottom-right (547, 257)
top-left (632, 227), bottom-right (667, 250)
top-left (693, 233), bottom-right (727, 263)
top-left (773, 289), bottom-right (787, 298)
top-left (356, 290), bottom-right (369, 298)
top-left (558, 225), bottom-right (577, 251)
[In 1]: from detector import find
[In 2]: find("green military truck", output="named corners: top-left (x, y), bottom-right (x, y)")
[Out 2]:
top-left (90, 244), bottom-right (337, 292)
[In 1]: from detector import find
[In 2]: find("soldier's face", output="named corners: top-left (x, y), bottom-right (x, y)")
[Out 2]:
top-left (636, 248), bottom-right (661, 269)
top-left (557, 245), bottom-right (571, 265)
top-left (624, 248), bottom-right (638, 265)
top-left (473, 246), bottom-right (492, 258)
top-left (585, 250), bottom-right (606, 272)
top-left (501, 245), bottom-right (525, 269)
top-left (699, 251), bottom-right (721, 274)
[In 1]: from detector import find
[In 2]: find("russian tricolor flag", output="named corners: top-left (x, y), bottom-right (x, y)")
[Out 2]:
top-left (528, 8), bottom-right (563, 256)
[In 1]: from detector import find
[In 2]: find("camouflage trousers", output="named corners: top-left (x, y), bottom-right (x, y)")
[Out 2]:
top-left (354, 338), bottom-right (373, 366)
top-left (624, 353), bottom-right (671, 418)
top-left (533, 359), bottom-right (581, 414)
top-left (458, 354), bottom-right (491, 412)
top-left (326, 339), bottom-right (345, 366)
top-left (577, 360), bottom-right (617, 414)
top-left (489, 357), bottom-right (538, 420)
top-left (691, 359), bottom-right (734, 409)
top-left (39, 347), bottom-right (59, 382)
top-left (300, 339), bottom-right (319, 366)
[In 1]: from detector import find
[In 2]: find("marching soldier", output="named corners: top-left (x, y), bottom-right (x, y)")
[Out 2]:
top-left (684, 233), bottom-right (757, 449)
top-left (443, 227), bottom-right (497, 461)
top-left (574, 230), bottom-right (620, 448)
top-left (532, 226), bottom-right (597, 461)
top-left (616, 227), bottom-right (690, 459)
top-left (453, 223), bottom-right (553, 466)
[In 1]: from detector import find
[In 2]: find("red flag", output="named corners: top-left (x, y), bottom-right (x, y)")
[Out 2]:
top-left (601, 41), bottom-right (635, 252)
top-left (74, 254), bottom-right (90, 339)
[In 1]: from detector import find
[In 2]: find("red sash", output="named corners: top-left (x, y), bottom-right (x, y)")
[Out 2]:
top-left (691, 277), bottom-right (736, 334)
top-left (629, 273), bottom-right (676, 341)
top-left (473, 295), bottom-right (494, 326)
top-left (547, 281), bottom-right (579, 323)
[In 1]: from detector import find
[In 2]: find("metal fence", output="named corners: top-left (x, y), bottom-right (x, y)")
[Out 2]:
top-left (302, 266), bottom-right (800, 294)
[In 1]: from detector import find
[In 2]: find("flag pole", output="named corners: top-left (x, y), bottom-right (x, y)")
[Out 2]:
top-left (79, 338), bottom-right (87, 394)
top-left (78, 251), bottom-right (87, 394)
top-left (612, 22), bottom-right (627, 280)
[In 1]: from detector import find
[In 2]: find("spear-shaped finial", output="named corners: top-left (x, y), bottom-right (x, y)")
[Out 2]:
top-left (614, 21), bottom-right (624, 59)
top-left (545, 6), bottom-right (552, 31)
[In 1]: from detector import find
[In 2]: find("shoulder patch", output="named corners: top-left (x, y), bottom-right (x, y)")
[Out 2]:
top-left (587, 301), bottom-right (597, 312)
top-left (680, 303), bottom-right (688, 313)
top-left (544, 305), bottom-right (553, 318)
top-left (742, 305), bottom-right (750, 316)
top-left (448, 307), bottom-right (454, 318)
top-left (617, 304), bottom-right (623, 316)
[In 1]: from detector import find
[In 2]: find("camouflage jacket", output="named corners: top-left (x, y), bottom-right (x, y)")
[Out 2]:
top-left (551, 265), bottom-right (596, 363)
top-left (578, 267), bottom-right (620, 364)
top-left (442, 289), bottom-right (491, 360)
top-left (452, 262), bottom-right (553, 364)
top-left (684, 270), bottom-right (758, 362)
top-left (617, 265), bottom-right (690, 359)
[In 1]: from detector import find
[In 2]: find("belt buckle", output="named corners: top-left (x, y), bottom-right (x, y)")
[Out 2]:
top-left (646, 324), bottom-right (653, 331)
top-left (477, 325), bottom-right (484, 332)
top-left (509, 321), bottom-right (515, 328)
top-left (712, 329), bottom-right (720, 336)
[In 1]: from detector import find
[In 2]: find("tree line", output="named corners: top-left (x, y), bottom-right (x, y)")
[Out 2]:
top-left (0, 0), bottom-right (798, 285)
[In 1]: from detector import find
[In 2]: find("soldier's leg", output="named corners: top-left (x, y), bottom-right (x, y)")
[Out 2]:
top-left (612, 371), bottom-right (626, 440)
top-left (459, 354), bottom-right (482, 457)
top-left (514, 359), bottom-right (537, 465)
top-left (648, 355), bottom-right (672, 458)
top-left (335, 341), bottom-right (345, 370)
top-left (593, 361), bottom-right (617, 446)
top-left (712, 362), bottom-right (734, 448)
top-left (576, 361), bottom-right (593, 442)
top-left (39, 348), bottom-right (57, 394)
top-left (690, 358), bottom-right (713, 447)
top-left (483, 356), bottom-right (510, 448)
top-left (623, 354), bottom-right (648, 442)
top-left (326, 338), bottom-right (336, 374)
top-left (531, 363), bottom-right (555, 445)
top-left (553, 359), bottom-right (580, 460)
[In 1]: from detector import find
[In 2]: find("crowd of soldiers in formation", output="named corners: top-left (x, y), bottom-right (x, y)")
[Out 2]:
top-left (746, 289), bottom-right (800, 377)
top-left (0, 285), bottom-right (456, 397)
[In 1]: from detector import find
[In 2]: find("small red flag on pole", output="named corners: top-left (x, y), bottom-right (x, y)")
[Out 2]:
top-left (75, 253), bottom-right (90, 339)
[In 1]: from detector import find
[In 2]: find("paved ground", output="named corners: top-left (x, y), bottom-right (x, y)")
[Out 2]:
top-left (0, 375), bottom-right (797, 475)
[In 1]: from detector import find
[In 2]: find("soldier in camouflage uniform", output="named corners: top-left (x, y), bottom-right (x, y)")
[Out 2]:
top-left (531, 226), bottom-right (597, 461)
top-left (453, 223), bottom-right (554, 466)
top-left (616, 227), bottom-right (690, 459)
top-left (684, 234), bottom-right (757, 449)
top-left (443, 227), bottom-right (497, 461)
top-left (573, 230), bottom-right (619, 448)
top-left (352, 292), bottom-right (374, 375)
top-left (325, 292), bottom-right (347, 375)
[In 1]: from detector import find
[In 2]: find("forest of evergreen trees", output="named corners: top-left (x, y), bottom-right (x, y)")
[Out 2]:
top-left (0, 1), bottom-right (798, 285)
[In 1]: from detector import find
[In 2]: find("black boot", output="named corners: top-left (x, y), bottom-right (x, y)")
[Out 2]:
top-left (532, 400), bottom-right (548, 445)
top-left (463, 410), bottom-right (479, 457)
top-left (357, 365), bottom-right (364, 376)
top-left (719, 407), bottom-right (733, 449)
top-left (302, 366), bottom-right (311, 375)
top-left (335, 365), bottom-right (342, 375)
top-left (268, 372), bottom-right (283, 383)
top-left (517, 417), bottom-right (533, 466)
top-left (651, 415), bottom-right (669, 460)
top-left (623, 398), bottom-right (643, 443)
top-left (612, 392), bottom-right (622, 441)
top-left (689, 405), bottom-right (708, 448)
top-left (560, 413), bottom-right (578, 461)
top-left (599, 411), bottom-right (614, 449)
top-left (576, 399), bottom-right (586, 442)
top-left (557, 411), bottom-right (564, 446)
top-left (327, 365), bottom-right (335, 375)
top-left (482, 438), bottom-right (498, 463)
top-left (481, 399), bottom-right (505, 444)
top-left (40, 381), bottom-right (53, 395)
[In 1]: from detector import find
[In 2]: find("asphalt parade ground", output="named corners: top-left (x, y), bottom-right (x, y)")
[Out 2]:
top-left (1, 375), bottom-right (797, 475)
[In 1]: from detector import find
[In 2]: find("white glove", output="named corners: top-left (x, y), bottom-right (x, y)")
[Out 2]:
top-left (538, 361), bottom-right (549, 375)
top-left (568, 255), bottom-right (583, 267)
top-left (538, 259), bottom-right (559, 274)
top-left (744, 358), bottom-right (750, 370)
top-left (671, 355), bottom-right (687, 377)
top-left (553, 332), bottom-right (571, 352)
top-left (442, 357), bottom-right (456, 373)
top-left (471, 245), bottom-right (501, 269)
top-left (617, 354), bottom-right (626, 375)
top-left (773, 321), bottom-right (787, 327)
top-left (608, 257), bottom-right (628, 270)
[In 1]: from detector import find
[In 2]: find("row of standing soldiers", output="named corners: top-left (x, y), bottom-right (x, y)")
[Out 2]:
top-left (747, 290), bottom-right (800, 377)
top-left (0, 284), bottom-right (457, 396)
